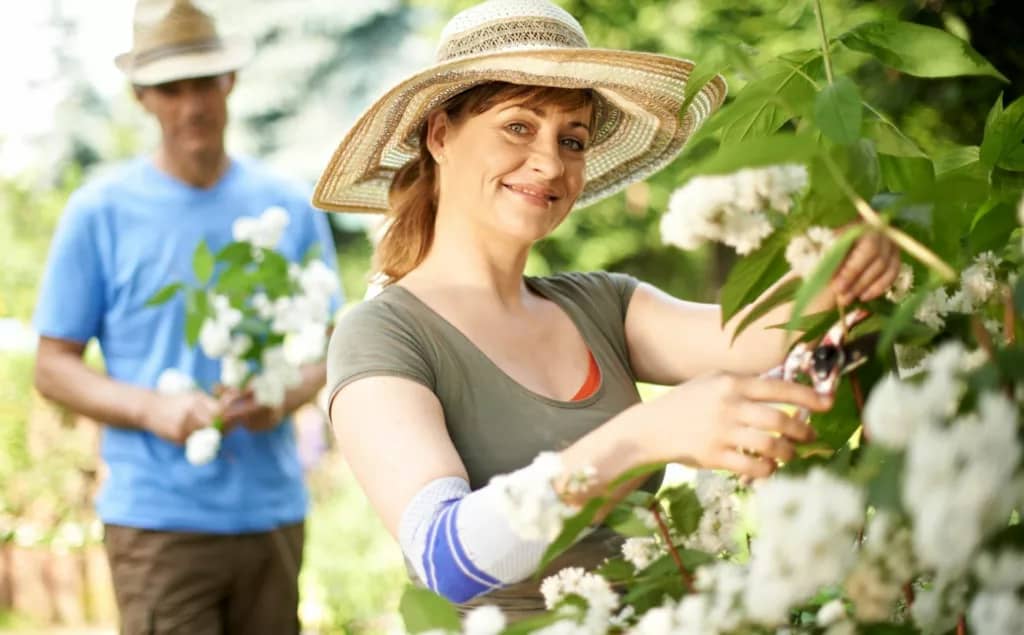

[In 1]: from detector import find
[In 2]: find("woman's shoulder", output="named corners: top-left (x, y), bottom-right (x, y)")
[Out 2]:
top-left (529, 271), bottom-right (640, 309)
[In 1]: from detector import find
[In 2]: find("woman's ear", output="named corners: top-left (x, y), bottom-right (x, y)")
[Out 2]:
top-left (425, 110), bottom-right (451, 164)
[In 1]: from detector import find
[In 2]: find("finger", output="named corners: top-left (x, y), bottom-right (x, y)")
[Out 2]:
top-left (846, 248), bottom-right (890, 300)
top-left (729, 426), bottom-right (796, 463)
top-left (738, 376), bottom-right (834, 412)
top-left (718, 450), bottom-right (777, 480)
top-left (832, 233), bottom-right (879, 298)
top-left (733, 401), bottom-right (817, 442)
top-left (861, 252), bottom-right (902, 301)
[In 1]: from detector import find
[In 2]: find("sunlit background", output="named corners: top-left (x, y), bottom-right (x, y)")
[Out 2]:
top-left (0, 0), bottom-right (1020, 633)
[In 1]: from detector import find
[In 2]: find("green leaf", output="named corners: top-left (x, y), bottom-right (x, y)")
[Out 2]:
top-left (878, 154), bottom-right (934, 195)
top-left (259, 250), bottom-right (293, 297)
top-left (661, 485), bottom-right (702, 537)
top-left (840, 21), bottom-right (1008, 81)
top-left (786, 226), bottom-right (865, 333)
top-left (301, 243), bottom-right (323, 265)
top-left (811, 380), bottom-right (862, 450)
top-left (595, 557), bottom-right (636, 582)
top-left (730, 277), bottom-right (801, 344)
top-left (698, 51), bottom-right (822, 145)
top-left (980, 93), bottom-right (1024, 172)
top-left (145, 282), bottom-right (183, 307)
top-left (398, 587), bottom-right (460, 634)
top-left (969, 199), bottom-right (1020, 255)
top-left (1015, 277), bottom-right (1024, 315)
top-left (537, 496), bottom-right (604, 575)
top-left (215, 241), bottom-right (253, 266)
top-left (934, 146), bottom-right (981, 176)
top-left (184, 290), bottom-right (210, 347)
top-left (863, 118), bottom-right (926, 158)
top-left (689, 133), bottom-right (819, 177)
top-left (719, 231), bottom-right (790, 325)
top-left (193, 240), bottom-right (215, 286)
top-left (681, 64), bottom-right (726, 119)
top-left (877, 288), bottom-right (928, 355)
top-left (813, 77), bottom-right (862, 145)
top-left (605, 491), bottom-right (658, 537)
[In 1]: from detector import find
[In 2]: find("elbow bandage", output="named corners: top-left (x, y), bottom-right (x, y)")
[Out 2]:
top-left (398, 476), bottom-right (551, 602)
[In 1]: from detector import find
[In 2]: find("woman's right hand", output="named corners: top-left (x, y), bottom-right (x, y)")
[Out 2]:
top-left (642, 372), bottom-right (831, 480)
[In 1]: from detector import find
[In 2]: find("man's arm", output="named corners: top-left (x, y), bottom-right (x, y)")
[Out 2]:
top-left (34, 336), bottom-right (220, 444)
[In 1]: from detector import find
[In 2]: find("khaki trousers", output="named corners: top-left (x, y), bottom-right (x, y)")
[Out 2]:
top-left (103, 522), bottom-right (304, 635)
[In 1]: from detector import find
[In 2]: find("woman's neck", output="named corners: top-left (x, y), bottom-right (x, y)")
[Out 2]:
top-left (404, 216), bottom-right (534, 311)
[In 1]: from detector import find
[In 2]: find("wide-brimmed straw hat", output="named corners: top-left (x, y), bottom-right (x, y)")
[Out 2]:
top-left (115, 0), bottom-right (253, 87)
top-left (313, 0), bottom-right (727, 214)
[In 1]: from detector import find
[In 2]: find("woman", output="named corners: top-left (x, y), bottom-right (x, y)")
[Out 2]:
top-left (315, 0), bottom-right (900, 617)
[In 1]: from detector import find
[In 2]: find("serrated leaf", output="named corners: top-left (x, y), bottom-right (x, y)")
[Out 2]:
top-left (814, 77), bottom-right (862, 145)
top-left (606, 505), bottom-right (658, 538)
top-left (786, 226), bottom-right (865, 333)
top-left (398, 587), bottom-right (460, 634)
top-left (595, 557), bottom-right (636, 582)
top-left (730, 277), bottom-right (801, 344)
top-left (877, 154), bottom-right (934, 195)
top-left (720, 231), bottom-right (790, 325)
top-left (146, 282), bottom-right (183, 307)
top-left (840, 21), bottom-right (1007, 81)
top-left (193, 240), bottom-right (214, 286)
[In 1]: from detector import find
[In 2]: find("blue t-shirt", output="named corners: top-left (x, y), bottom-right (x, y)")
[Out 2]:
top-left (33, 156), bottom-right (343, 533)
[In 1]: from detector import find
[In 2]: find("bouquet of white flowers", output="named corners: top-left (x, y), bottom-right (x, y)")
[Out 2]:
top-left (149, 206), bottom-right (338, 465)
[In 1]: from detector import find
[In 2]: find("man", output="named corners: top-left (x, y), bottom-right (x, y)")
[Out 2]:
top-left (32, 1), bottom-right (341, 633)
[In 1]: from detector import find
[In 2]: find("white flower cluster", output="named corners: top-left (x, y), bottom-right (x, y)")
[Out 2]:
top-left (904, 390), bottom-right (1020, 576)
top-left (231, 205), bottom-right (290, 249)
top-left (622, 536), bottom-right (663, 570)
top-left (489, 452), bottom-right (575, 542)
top-left (744, 468), bottom-right (864, 625)
top-left (462, 605), bottom-right (506, 635)
top-left (913, 251), bottom-right (1002, 330)
top-left (885, 263), bottom-right (914, 303)
top-left (682, 471), bottom-right (740, 555)
top-left (660, 165), bottom-right (808, 255)
top-left (783, 226), bottom-right (836, 278)
top-left (863, 342), bottom-right (970, 448)
top-left (155, 369), bottom-right (222, 465)
top-left (198, 207), bottom-right (339, 407)
top-left (540, 566), bottom-right (619, 631)
top-left (630, 562), bottom-right (748, 635)
top-left (843, 512), bottom-right (914, 622)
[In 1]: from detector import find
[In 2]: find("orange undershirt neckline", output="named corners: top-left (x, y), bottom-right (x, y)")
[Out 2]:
top-left (570, 351), bottom-right (601, 401)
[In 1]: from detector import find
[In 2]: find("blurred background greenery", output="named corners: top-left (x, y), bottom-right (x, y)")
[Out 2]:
top-left (0, 0), bottom-right (1020, 633)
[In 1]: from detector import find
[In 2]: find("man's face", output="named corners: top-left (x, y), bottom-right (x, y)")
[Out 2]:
top-left (135, 74), bottom-right (234, 160)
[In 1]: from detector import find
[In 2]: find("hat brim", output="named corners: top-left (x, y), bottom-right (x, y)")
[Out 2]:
top-left (312, 47), bottom-right (727, 214)
top-left (115, 36), bottom-right (253, 86)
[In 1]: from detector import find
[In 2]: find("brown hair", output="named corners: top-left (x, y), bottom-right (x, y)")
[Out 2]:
top-left (373, 82), bottom-right (594, 284)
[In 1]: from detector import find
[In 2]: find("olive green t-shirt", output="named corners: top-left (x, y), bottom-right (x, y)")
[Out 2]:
top-left (327, 271), bottom-right (646, 615)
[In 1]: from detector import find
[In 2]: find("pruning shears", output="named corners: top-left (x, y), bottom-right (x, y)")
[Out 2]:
top-left (763, 308), bottom-right (877, 399)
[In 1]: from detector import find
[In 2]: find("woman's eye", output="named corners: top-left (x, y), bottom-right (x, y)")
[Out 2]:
top-left (507, 122), bottom-right (529, 135)
top-left (561, 137), bottom-right (586, 152)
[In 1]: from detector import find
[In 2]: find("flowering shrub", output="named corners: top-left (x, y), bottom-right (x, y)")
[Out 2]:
top-left (149, 206), bottom-right (338, 464)
top-left (397, 5), bottom-right (1024, 635)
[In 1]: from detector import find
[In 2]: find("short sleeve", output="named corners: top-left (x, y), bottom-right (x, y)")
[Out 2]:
top-left (326, 298), bottom-right (436, 406)
top-left (603, 271), bottom-right (640, 322)
top-left (33, 194), bottom-right (107, 344)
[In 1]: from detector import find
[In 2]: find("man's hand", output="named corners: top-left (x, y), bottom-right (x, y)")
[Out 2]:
top-left (141, 391), bottom-right (221, 444)
top-left (219, 389), bottom-right (286, 433)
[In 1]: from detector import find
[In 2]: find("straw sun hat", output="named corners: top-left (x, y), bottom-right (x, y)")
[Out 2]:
top-left (313, 0), bottom-right (727, 214)
top-left (115, 0), bottom-right (253, 87)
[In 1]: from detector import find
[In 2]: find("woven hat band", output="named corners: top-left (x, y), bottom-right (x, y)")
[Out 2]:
top-left (436, 16), bottom-right (588, 63)
top-left (132, 37), bottom-right (224, 67)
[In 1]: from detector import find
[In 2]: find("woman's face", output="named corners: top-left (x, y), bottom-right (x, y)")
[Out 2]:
top-left (428, 95), bottom-right (592, 244)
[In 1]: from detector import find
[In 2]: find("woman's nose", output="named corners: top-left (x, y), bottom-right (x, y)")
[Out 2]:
top-left (527, 138), bottom-right (565, 179)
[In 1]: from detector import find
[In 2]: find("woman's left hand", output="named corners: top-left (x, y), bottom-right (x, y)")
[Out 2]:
top-left (830, 229), bottom-right (902, 305)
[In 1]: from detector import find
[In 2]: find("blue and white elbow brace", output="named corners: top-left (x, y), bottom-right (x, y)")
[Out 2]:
top-left (398, 476), bottom-right (550, 603)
